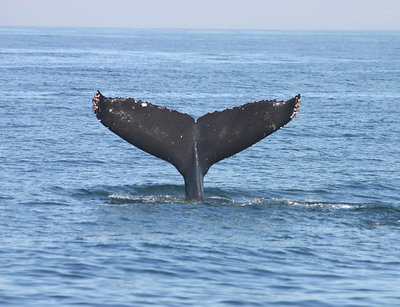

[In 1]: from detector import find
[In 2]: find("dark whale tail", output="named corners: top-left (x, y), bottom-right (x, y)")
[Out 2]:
top-left (93, 91), bottom-right (301, 202)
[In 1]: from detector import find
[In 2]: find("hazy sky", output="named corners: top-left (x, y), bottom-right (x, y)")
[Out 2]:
top-left (1, 0), bottom-right (399, 30)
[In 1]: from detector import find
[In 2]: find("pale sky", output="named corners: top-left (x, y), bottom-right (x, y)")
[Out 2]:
top-left (1, 0), bottom-right (399, 30)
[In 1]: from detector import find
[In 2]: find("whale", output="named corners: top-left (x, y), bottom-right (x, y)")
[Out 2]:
top-left (92, 90), bottom-right (301, 202)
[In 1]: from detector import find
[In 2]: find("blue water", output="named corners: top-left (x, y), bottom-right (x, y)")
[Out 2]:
top-left (1, 27), bottom-right (400, 306)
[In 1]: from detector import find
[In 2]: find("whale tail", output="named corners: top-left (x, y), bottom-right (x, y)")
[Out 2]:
top-left (93, 91), bottom-right (301, 201)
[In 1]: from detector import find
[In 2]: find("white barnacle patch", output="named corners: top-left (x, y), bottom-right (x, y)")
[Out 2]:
top-left (141, 102), bottom-right (148, 107)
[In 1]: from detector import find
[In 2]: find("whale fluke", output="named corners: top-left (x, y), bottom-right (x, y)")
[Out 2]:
top-left (93, 91), bottom-right (301, 201)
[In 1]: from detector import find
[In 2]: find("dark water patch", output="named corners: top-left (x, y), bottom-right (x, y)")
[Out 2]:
top-left (220, 299), bottom-right (264, 306)
top-left (20, 200), bottom-right (70, 207)
top-left (0, 194), bottom-right (14, 202)
top-left (74, 187), bottom-right (111, 199)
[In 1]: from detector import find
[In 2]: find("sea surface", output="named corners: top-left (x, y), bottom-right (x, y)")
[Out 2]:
top-left (1, 27), bottom-right (399, 306)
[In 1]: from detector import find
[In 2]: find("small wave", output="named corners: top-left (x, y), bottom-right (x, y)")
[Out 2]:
top-left (285, 200), bottom-right (355, 209)
top-left (207, 197), bottom-right (358, 209)
top-left (74, 184), bottom-right (185, 203)
top-left (109, 194), bottom-right (133, 200)
top-left (108, 193), bottom-right (188, 205)
top-left (76, 184), bottom-right (393, 213)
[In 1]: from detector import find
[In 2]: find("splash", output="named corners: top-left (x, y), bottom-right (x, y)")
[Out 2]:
top-left (108, 193), bottom-right (188, 205)
top-left (106, 192), bottom-right (359, 209)
top-left (285, 200), bottom-right (355, 209)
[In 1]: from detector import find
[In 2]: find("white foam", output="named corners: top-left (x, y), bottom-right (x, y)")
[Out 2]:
top-left (286, 200), bottom-right (354, 209)
top-left (108, 194), bottom-right (187, 204)
top-left (109, 194), bottom-right (133, 200)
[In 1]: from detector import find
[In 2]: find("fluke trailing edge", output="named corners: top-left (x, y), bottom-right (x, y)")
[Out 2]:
top-left (93, 91), bottom-right (301, 202)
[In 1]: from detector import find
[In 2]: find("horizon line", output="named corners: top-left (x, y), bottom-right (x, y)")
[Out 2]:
top-left (1, 25), bottom-right (400, 32)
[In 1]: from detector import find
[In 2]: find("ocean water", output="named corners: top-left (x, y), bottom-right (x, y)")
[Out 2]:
top-left (1, 27), bottom-right (399, 306)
